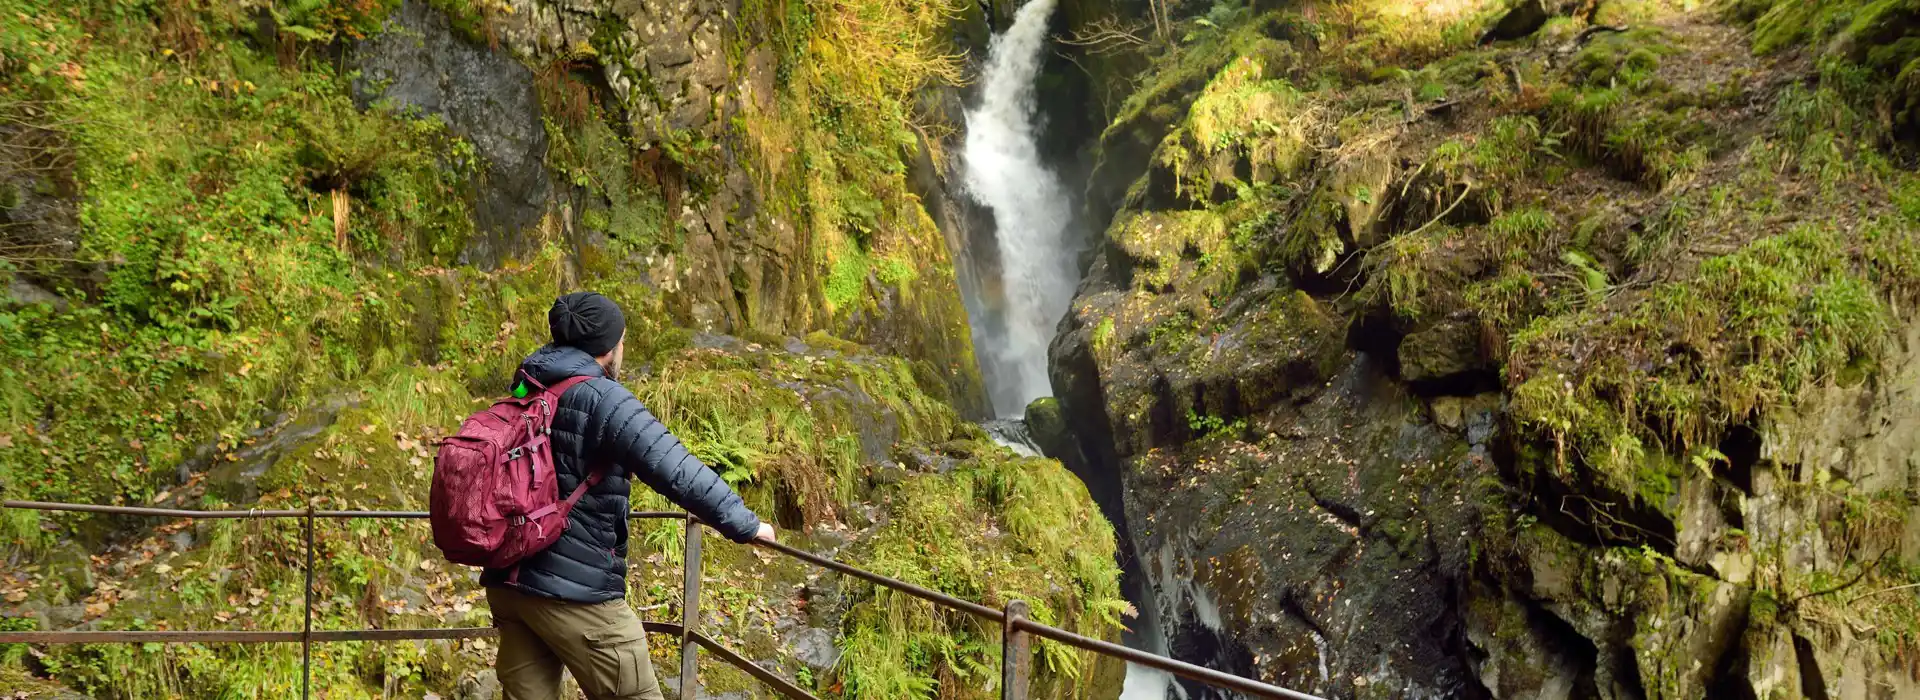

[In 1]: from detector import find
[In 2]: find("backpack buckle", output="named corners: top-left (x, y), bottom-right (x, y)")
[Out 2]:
top-left (505, 447), bottom-right (524, 461)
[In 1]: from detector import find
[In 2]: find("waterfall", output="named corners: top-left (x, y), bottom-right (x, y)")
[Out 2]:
top-left (962, 4), bottom-right (1175, 697)
top-left (962, 0), bottom-right (1078, 418)
top-left (1121, 666), bottom-right (1181, 700)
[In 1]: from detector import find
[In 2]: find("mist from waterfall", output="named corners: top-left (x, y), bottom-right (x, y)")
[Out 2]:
top-left (962, 0), bottom-right (1078, 418)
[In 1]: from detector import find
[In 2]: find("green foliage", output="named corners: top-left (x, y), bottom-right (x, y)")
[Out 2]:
top-left (548, 114), bottom-right (671, 253)
top-left (1113, 210), bottom-right (1231, 292)
top-left (1488, 206), bottom-right (1556, 262)
top-left (1512, 222), bottom-right (1907, 487)
top-left (733, 0), bottom-right (968, 322)
top-left (1362, 225), bottom-right (1462, 319)
top-left (825, 239), bottom-right (874, 310)
top-left (1466, 265), bottom-right (1545, 328)
top-left (1560, 250), bottom-right (1610, 303)
top-left (1104, 12), bottom-right (1301, 141)
top-left (641, 344), bottom-right (959, 523)
top-left (0, 0), bottom-right (478, 508)
top-left (1091, 317), bottom-right (1118, 360)
top-left (1185, 408), bottom-right (1246, 439)
top-left (0, 617), bottom-right (32, 668)
top-left (1570, 30), bottom-right (1674, 93)
top-left (1547, 80), bottom-right (1710, 186)
top-left (839, 445), bottom-right (1123, 700)
top-left (876, 256), bottom-right (919, 287)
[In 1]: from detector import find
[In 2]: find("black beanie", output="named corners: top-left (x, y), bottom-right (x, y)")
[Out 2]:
top-left (548, 292), bottom-right (627, 357)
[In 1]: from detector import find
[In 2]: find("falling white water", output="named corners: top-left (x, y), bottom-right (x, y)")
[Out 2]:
top-left (1121, 665), bottom-right (1183, 700)
top-left (962, 0), bottom-right (1078, 418)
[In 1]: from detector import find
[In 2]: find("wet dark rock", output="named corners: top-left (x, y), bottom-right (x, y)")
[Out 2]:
top-left (1399, 319), bottom-right (1491, 389)
top-left (455, 670), bottom-right (500, 700)
top-left (5, 276), bottom-right (68, 312)
top-left (784, 627), bottom-right (842, 672)
top-left (1481, 0), bottom-right (1550, 44)
top-left (894, 447), bottom-right (958, 474)
top-left (868, 463), bottom-right (909, 487)
top-left (204, 397), bottom-right (357, 503)
top-left (351, 0), bottom-right (549, 269)
top-left (980, 418), bottom-right (1042, 456)
top-left (1023, 396), bottom-right (1083, 469)
top-left (1464, 583), bottom-right (1591, 700)
top-left (801, 575), bottom-right (848, 629)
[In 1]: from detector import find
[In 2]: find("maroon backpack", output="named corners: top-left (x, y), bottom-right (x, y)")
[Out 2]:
top-left (430, 371), bottom-right (599, 569)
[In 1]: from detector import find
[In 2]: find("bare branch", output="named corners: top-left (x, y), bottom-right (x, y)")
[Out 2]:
top-left (1060, 18), bottom-right (1151, 54)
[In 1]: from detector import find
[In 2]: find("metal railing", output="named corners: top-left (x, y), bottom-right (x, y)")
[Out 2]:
top-left (0, 500), bottom-right (1324, 700)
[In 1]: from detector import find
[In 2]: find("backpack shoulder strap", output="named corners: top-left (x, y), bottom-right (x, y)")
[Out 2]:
top-left (546, 375), bottom-right (595, 397)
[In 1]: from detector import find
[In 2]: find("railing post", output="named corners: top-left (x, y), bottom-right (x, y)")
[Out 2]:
top-left (678, 516), bottom-right (703, 700)
top-left (1001, 599), bottom-right (1031, 700)
top-left (302, 507), bottom-right (315, 700)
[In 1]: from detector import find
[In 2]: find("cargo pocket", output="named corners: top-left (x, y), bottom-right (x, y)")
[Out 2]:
top-left (582, 618), bottom-right (647, 698)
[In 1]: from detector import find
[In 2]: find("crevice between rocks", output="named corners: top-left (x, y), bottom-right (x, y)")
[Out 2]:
top-left (1793, 633), bottom-right (1831, 700)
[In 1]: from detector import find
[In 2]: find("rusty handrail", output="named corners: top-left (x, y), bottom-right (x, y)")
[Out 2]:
top-left (0, 500), bottom-right (1325, 700)
top-left (0, 500), bottom-right (684, 520)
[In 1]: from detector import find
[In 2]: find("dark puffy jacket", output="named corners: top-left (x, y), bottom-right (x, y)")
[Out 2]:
top-left (481, 344), bottom-right (760, 603)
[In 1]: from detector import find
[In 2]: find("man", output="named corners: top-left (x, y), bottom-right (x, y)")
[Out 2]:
top-left (482, 291), bottom-right (775, 700)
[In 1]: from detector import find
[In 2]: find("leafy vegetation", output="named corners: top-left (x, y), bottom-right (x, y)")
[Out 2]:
top-left (840, 445), bottom-right (1124, 700)
top-left (0, 0), bottom-right (1112, 696)
top-left (733, 0), bottom-right (968, 319)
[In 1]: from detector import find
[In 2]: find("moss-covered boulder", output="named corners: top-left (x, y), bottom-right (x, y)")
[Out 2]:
top-left (1049, 0), bottom-right (1920, 695)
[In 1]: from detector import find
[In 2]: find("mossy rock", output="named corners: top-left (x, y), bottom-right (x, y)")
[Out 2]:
top-left (1400, 319), bottom-right (1490, 384)
top-left (1111, 209), bottom-right (1229, 291)
top-left (1023, 396), bottom-right (1075, 462)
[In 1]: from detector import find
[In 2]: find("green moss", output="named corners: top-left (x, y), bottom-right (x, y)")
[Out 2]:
top-left (1102, 14), bottom-right (1302, 142)
top-left (825, 238), bottom-right (874, 310)
top-left (1487, 206), bottom-right (1556, 263)
top-left (1361, 225), bottom-right (1464, 319)
top-left (1466, 265), bottom-right (1546, 329)
top-left (1569, 29), bottom-right (1675, 93)
top-left (1091, 317), bottom-right (1118, 361)
top-left (1186, 52), bottom-right (1311, 163)
top-left (876, 256), bottom-right (919, 287)
top-left (1111, 209), bottom-right (1230, 292)
top-left (548, 113), bottom-right (672, 253)
top-left (640, 342), bottom-right (959, 521)
top-left (839, 445), bottom-right (1124, 700)
top-left (1511, 222), bottom-right (1908, 486)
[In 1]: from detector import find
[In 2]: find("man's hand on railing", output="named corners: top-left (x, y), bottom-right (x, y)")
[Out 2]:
top-left (754, 522), bottom-right (777, 544)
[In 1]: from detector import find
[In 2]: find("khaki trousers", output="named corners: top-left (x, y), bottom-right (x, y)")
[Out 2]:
top-left (487, 586), bottom-right (666, 700)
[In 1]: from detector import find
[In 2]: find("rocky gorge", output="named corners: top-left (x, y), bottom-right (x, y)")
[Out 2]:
top-left (2, 0), bottom-right (1919, 698)
top-left (1031, 0), bottom-right (1920, 697)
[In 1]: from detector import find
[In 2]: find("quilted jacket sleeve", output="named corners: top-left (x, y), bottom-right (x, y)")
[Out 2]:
top-left (587, 378), bottom-right (762, 542)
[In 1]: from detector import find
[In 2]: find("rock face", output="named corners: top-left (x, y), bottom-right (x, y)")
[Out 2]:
top-left (352, 1), bottom-right (552, 268)
top-left (346, 0), bottom-right (989, 415)
top-left (1043, 1), bottom-right (1920, 698)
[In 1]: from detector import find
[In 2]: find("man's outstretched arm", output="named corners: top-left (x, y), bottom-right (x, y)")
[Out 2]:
top-left (588, 379), bottom-right (771, 543)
